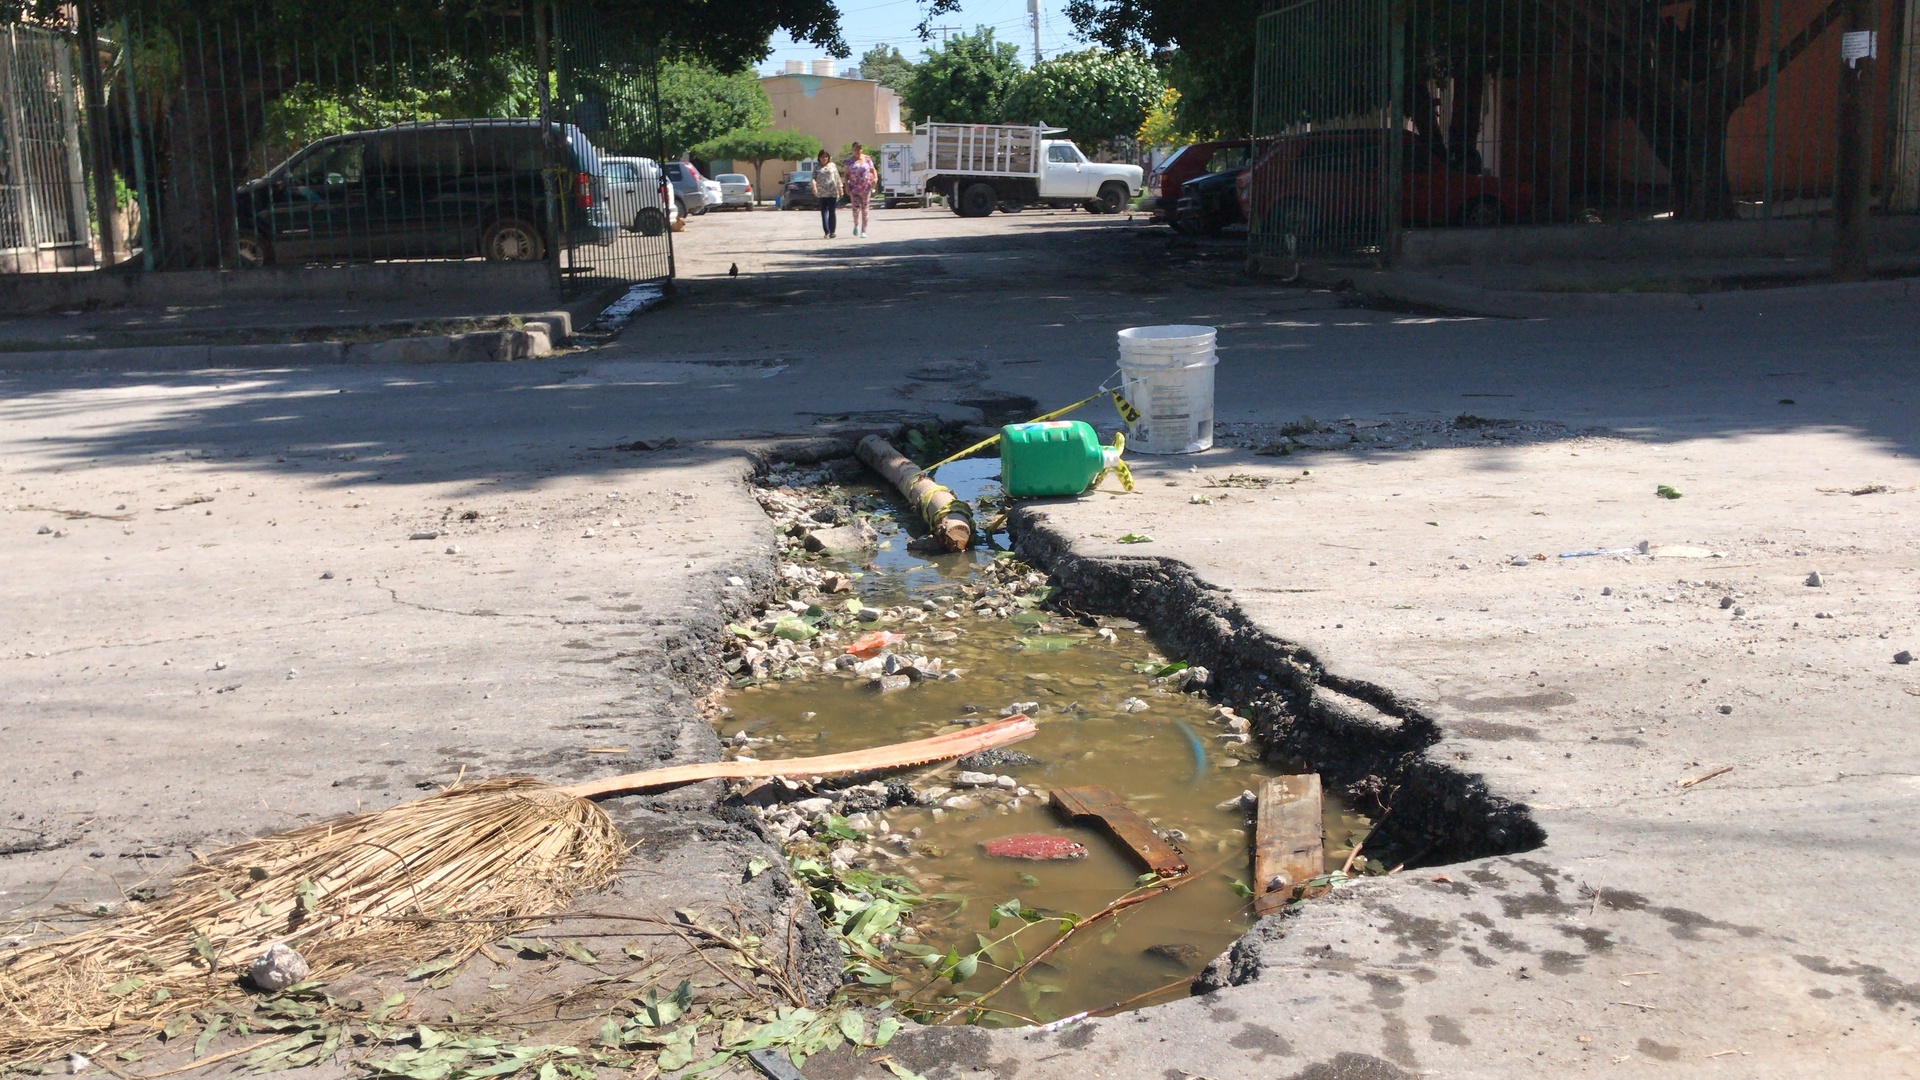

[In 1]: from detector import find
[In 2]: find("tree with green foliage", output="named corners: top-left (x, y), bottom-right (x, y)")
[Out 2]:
top-left (691, 126), bottom-right (821, 197)
top-left (656, 61), bottom-right (772, 159)
top-left (1062, 0), bottom-right (1261, 140)
top-left (997, 48), bottom-right (1164, 147)
top-left (900, 27), bottom-right (1023, 126)
top-left (1137, 86), bottom-right (1212, 148)
top-left (858, 45), bottom-right (915, 93)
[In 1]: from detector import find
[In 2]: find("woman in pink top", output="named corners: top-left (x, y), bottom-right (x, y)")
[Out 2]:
top-left (844, 142), bottom-right (877, 238)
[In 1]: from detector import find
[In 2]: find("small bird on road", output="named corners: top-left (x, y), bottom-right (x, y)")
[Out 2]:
top-left (728, 262), bottom-right (738, 278)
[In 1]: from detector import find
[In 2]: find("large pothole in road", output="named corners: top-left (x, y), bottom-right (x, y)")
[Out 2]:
top-left (717, 445), bottom-right (1542, 1029)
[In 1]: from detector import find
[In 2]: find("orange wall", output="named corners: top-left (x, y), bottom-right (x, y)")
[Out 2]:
top-left (1724, 0), bottom-right (1897, 198)
top-left (1490, 0), bottom-right (1898, 209)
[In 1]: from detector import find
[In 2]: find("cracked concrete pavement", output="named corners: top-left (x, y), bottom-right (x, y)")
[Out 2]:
top-left (4, 206), bottom-right (1918, 1076)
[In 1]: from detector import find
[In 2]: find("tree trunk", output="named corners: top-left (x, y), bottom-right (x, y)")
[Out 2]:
top-left (157, 48), bottom-right (240, 269)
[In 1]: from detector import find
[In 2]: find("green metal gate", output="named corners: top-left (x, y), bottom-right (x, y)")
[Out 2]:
top-left (553, 4), bottom-right (672, 287)
top-left (1249, 0), bottom-right (1401, 265)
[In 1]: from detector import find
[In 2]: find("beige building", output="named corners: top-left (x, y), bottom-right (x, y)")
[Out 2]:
top-left (750, 71), bottom-right (909, 195)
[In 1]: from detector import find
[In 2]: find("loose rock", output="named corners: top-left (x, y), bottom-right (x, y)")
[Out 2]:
top-left (1143, 942), bottom-right (1202, 966)
top-left (249, 942), bottom-right (311, 991)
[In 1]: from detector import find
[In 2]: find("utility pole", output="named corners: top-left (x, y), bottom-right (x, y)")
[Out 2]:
top-left (1832, 0), bottom-right (1877, 281)
top-left (927, 25), bottom-right (958, 45)
top-left (1028, 0), bottom-right (1043, 65)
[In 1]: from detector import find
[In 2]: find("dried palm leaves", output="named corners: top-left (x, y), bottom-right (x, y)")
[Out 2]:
top-left (0, 778), bottom-right (625, 1062)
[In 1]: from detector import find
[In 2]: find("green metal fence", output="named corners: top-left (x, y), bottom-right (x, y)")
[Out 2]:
top-left (1, 4), bottom-right (671, 289)
top-left (1252, 0), bottom-right (1920, 262)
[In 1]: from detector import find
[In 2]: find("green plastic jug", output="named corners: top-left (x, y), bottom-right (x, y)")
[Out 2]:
top-left (999, 420), bottom-right (1129, 498)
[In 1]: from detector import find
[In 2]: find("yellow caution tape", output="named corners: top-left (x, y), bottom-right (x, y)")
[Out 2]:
top-left (1110, 390), bottom-right (1141, 425)
top-left (921, 390), bottom-right (1110, 476)
top-left (1089, 431), bottom-right (1135, 493)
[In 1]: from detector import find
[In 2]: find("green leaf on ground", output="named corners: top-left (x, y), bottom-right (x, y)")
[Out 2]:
top-left (1655, 485), bottom-right (1683, 499)
top-left (772, 616), bottom-right (818, 641)
top-left (1116, 533), bottom-right (1153, 544)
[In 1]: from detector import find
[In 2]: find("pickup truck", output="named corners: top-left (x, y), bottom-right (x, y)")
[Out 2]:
top-left (911, 122), bottom-right (1143, 217)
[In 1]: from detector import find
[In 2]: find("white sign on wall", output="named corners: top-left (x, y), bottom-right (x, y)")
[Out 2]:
top-left (1842, 30), bottom-right (1878, 69)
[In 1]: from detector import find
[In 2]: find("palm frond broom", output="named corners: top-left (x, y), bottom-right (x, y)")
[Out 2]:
top-left (0, 716), bottom-right (1036, 1061)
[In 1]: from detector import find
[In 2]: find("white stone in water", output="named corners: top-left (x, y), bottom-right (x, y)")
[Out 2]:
top-left (792, 797), bottom-right (833, 815)
top-left (249, 943), bottom-right (310, 992)
top-left (953, 771), bottom-right (999, 788)
top-left (1120, 697), bottom-right (1150, 713)
top-left (1002, 701), bottom-right (1039, 717)
top-left (943, 795), bottom-right (979, 810)
top-left (995, 775), bottom-right (1017, 788)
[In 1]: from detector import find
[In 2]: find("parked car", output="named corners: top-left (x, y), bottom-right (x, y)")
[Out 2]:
top-left (601, 155), bottom-right (674, 236)
top-left (700, 176), bottom-right (725, 212)
top-left (661, 160), bottom-right (713, 216)
top-left (1235, 129), bottom-right (1531, 240)
top-left (780, 172), bottom-right (820, 211)
top-left (232, 119), bottom-right (619, 266)
top-left (714, 173), bottom-right (755, 209)
top-left (1144, 140), bottom-right (1251, 225)
top-left (1174, 167), bottom-right (1246, 235)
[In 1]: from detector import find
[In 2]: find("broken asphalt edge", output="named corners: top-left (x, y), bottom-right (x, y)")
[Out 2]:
top-left (859, 505), bottom-right (1550, 1077)
top-left (1294, 264), bottom-right (1918, 319)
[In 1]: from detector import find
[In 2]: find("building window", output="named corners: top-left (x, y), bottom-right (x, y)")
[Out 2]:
top-left (835, 108), bottom-right (839, 115)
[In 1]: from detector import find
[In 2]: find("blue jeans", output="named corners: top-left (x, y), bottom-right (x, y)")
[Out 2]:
top-left (819, 199), bottom-right (837, 236)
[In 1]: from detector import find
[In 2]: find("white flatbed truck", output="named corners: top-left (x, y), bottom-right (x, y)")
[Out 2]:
top-left (910, 122), bottom-right (1143, 217)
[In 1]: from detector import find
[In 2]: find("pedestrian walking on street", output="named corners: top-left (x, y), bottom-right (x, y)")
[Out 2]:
top-left (845, 142), bottom-right (876, 237)
top-left (810, 150), bottom-right (843, 239)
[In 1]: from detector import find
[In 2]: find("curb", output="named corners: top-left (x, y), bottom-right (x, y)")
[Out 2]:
top-left (1295, 265), bottom-right (1917, 318)
top-left (0, 312), bottom-right (572, 372)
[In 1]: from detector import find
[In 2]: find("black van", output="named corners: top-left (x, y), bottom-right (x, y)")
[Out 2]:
top-left (232, 119), bottom-right (620, 266)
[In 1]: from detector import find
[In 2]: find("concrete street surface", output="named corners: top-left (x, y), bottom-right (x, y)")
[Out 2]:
top-left (3, 204), bottom-right (1917, 1077)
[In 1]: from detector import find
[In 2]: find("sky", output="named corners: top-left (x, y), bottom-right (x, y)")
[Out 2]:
top-left (759, 0), bottom-right (1089, 77)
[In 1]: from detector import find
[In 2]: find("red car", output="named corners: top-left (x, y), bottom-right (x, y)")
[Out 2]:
top-left (1236, 129), bottom-right (1531, 241)
top-left (1143, 139), bottom-right (1252, 226)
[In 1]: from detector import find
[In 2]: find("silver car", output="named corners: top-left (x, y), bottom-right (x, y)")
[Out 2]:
top-left (715, 173), bottom-right (755, 209)
top-left (601, 156), bottom-right (675, 236)
top-left (662, 161), bottom-right (714, 216)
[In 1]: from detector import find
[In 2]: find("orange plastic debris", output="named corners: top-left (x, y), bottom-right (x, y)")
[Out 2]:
top-left (848, 630), bottom-right (908, 657)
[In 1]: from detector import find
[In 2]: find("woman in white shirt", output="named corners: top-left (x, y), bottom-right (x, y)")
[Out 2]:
top-left (810, 150), bottom-right (843, 239)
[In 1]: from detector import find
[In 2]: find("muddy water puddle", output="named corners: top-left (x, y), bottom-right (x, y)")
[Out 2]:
top-left (725, 459), bottom-right (1370, 1025)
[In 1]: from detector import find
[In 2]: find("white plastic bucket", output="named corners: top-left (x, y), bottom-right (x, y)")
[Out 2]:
top-left (1115, 324), bottom-right (1218, 455)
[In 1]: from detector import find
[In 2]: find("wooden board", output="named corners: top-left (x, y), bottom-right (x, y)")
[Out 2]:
top-left (1049, 785), bottom-right (1188, 877)
top-left (1253, 774), bottom-right (1323, 916)
top-left (561, 715), bottom-right (1035, 798)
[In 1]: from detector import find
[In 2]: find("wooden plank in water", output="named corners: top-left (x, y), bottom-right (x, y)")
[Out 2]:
top-left (1253, 774), bottom-right (1324, 916)
top-left (1049, 785), bottom-right (1189, 877)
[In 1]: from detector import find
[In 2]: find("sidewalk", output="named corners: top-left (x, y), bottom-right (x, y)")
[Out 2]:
top-left (1301, 255), bottom-right (1920, 318)
top-left (0, 289), bottom-right (620, 370)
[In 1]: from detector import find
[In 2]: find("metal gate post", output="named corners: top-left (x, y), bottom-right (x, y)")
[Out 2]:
top-left (75, 0), bottom-right (114, 267)
top-left (1382, 0), bottom-right (1406, 266)
top-left (120, 18), bottom-right (154, 269)
top-left (535, 0), bottom-right (562, 295)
